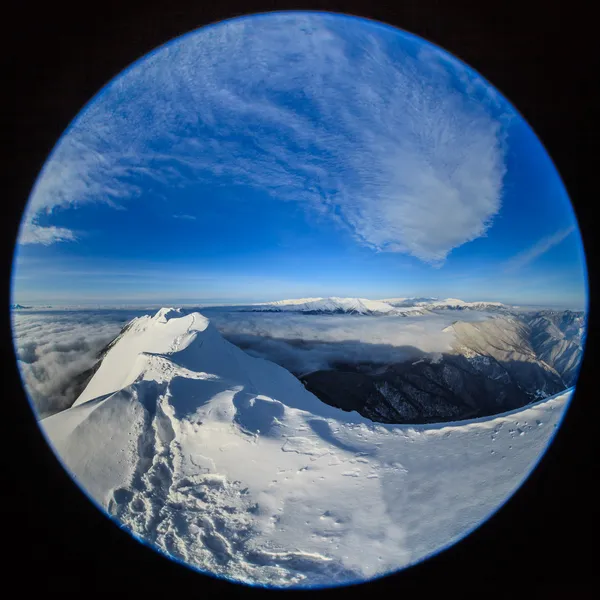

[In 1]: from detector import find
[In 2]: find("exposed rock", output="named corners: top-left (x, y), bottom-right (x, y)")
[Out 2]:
top-left (303, 311), bottom-right (583, 424)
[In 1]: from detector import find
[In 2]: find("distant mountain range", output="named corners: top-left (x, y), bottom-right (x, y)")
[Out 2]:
top-left (393, 297), bottom-right (510, 311)
top-left (251, 296), bottom-right (521, 316)
top-left (10, 303), bottom-right (32, 310)
top-left (251, 296), bottom-right (584, 320)
top-left (251, 297), bottom-right (429, 316)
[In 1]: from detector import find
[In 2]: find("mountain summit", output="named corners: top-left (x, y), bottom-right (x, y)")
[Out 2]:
top-left (42, 308), bottom-right (572, 587)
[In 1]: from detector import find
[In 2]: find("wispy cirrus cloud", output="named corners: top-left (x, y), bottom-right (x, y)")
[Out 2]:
top-left (21, 13), bottom-right (510, 261)
top-left (504, 226), bottom-right (576, 272)
top-left (172, 214), bottom-right (197, 220)
top-left (19, 222), bottom-right (78, 245)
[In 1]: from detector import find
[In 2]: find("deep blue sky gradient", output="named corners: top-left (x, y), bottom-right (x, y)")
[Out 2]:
top-left (12, 12), bottom-right (587, 309)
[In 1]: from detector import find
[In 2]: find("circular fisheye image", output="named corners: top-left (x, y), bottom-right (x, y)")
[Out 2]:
top-left (11, 11), bottom-right (587, 589)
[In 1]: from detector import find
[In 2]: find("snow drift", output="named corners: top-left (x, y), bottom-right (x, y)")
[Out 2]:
top-left (41, 308), bottom-right (571, 587)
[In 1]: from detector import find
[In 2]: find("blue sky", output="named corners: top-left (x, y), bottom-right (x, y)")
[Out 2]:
top-left (12, 12), bottom-right (587, 309)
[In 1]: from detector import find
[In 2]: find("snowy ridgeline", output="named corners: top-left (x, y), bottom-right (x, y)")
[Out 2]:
top-left (41, 308), bottom-right (572, 588)
top-left (251, 297), bottom-right (429, 315)
top-left (251, 296), bottom-right (516, 315)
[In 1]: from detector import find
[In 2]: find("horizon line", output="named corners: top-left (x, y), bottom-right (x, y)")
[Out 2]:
top-left (10, 296), bottom-right (586, 311)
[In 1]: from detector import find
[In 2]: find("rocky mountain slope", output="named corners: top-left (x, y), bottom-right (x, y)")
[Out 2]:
top-left (526, 310), bottom-right (585, 386)
top-left (303, 311), bottom-right (584, 424)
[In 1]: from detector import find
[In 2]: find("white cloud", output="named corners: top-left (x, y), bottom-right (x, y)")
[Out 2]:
top-left (209, 310), bottom-right (464, 375)
top-left (11, 310), bottom-right (145, 417)
top-left (504, 226), bottom-right (575, 272)
top-left (172, 214), bottom-right (197, 220)
top-left (19, 222), bottom-right (77, 245)
top-left (21, 13), bottom-right (508, 261)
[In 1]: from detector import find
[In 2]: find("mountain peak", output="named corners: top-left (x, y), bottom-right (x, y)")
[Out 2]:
top-left (152, 307), bottom-right (186, 323)
top-left (40, 307), bottom-right (573, 587)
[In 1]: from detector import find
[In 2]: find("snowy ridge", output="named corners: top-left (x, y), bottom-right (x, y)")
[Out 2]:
top-left (252, 297), bottom-right (428, 316)
top-left (251, 296), bottom-right (511, 315)
top-left (418, 298), bottom-right (508, 310)
top-left (380, 297), bottom-right (438, 306)
top-left (379, 297), bottom-right (510, 311)
top-left (42, 309), bottom-right (572, 587)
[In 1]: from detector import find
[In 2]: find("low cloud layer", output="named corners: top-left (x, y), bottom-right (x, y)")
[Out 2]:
top-left (11, 310), bottom-right (142, 418)
top-left (206, 309), bottom-right (466, 375)
top-left (22, 13), bottom-right (508, 263)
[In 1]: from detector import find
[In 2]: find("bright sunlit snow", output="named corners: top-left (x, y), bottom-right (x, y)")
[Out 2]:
top-left (41, 309), bottom-right (571, 587)
top-left (253, 297), bottom-right (421, 315)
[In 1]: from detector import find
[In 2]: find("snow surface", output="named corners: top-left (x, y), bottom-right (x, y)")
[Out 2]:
top-left (42, 308), bottom-right (571, 588)
top-left (253, 297), bottom-right (427, 316)
top-left (252, 296), bottom-right (512, 315)
top-left (380, 297), bottom-right (509, 311)
top-left (416, 298), bottom-right (507, 309)
top-left (380, 297), bottom-right (438, 306)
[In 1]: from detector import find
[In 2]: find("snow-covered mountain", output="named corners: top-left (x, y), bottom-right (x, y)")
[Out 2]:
top-left (41, 307), bottom-right (572, 588)
top-left (251, 296), bottom-right (512, 315)
top-left (380, 297), bottom-right (439, 306)
top-left (527, 310), bottom-right (586, 386)
top-left (419, 298), bottom-right (509, 311)
top-left (382, 297), bottom-right (511, 312)
top-left (252, 297), bottom-right (428, 316)
top-left (10, 303), bottom-right (32, 310)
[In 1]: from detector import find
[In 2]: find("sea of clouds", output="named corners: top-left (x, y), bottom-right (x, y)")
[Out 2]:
top-left (11, 310), bottom-right (143, 418)
top-left (205, 309), bottom-right (466, 375)
top-left (11, 307), bottom-right (494, 419)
